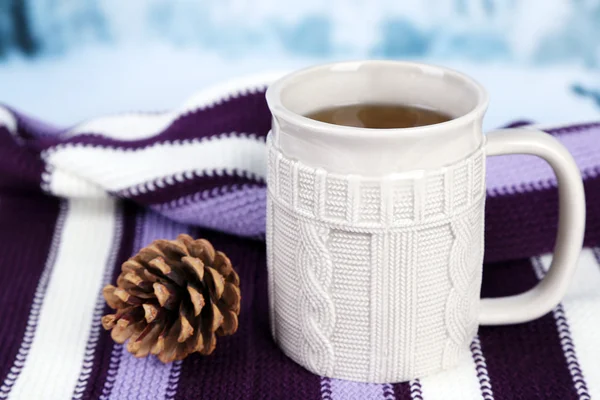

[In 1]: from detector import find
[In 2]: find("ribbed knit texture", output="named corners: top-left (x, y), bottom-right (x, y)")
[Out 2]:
top-left (0, 77), bottom-right (599, 399)
top-left (267, 137), bottom-right (486, 382)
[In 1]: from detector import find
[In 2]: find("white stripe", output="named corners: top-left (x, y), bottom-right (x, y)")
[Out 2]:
top-left (8, 199), bottom-right (118, 400)
top-left (44, 135), bottom-right (266, 196)
top-left (470, 336), bottom-right (494, 400)
top-left (410, 380), bottom-right (423, 399)
top-left (419, 350), bottom-right (484, 400)
top-left (537, 251), bottom-right (598, 398)
top-left (72, 207), bottom-right (124, 399)
top-left (46, 167), bottom-right (109, 199)
top-left (179, 72), bottom-right (283, 115)
top-left (63, 72), bottom-right (283, 140)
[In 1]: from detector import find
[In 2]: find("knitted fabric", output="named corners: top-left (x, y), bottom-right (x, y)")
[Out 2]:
top-left (0, 75), bottom-right (599, 399)
top-left (267, 137), bottom-right (486, 382)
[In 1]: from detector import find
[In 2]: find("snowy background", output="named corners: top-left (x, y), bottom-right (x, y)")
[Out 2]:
top-left (1, 0), bottom-right (600, 129)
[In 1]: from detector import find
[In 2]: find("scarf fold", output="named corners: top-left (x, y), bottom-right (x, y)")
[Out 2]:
top-left (1, 75), bottom-right (599, 262)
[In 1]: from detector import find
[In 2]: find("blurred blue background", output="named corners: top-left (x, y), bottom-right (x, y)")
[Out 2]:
top-left (1, 0), bottom-right (599, 129)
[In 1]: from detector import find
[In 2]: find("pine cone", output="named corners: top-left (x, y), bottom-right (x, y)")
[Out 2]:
top-left (101, 234), bottom-right (241, 363)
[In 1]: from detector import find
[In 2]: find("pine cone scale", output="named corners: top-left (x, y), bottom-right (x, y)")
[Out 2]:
top-left (217, 309), bottom-right (238, 336)
top-left (142, 303), bottom-right (159, 323)
top-left (181, 256), bottom-right (205, 281)
top-left (205, 267), bottom-right (225, 299)
top-left (222, 283), bottom-right (241, 312)
top-left (136, 245), bottom-right (166, 264)
top-left (102, 234), bottom-right (241, 362)
top-left (187, 285), bottom-right (204, 316)
top-left (177, 314), bottom-right (194, 343)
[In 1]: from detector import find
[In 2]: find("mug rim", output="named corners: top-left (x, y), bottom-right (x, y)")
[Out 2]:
top-left (266, 60), bottom-right (489, 139)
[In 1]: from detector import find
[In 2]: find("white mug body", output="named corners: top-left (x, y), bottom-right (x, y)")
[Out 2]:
top-left (264, 60), bottom-right (585, 383)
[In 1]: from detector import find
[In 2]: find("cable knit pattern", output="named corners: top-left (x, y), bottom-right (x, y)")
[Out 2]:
top-left (298, 223), bottom-right (336, 376)
top-left (443, 204), bottom-right (484, 369)
top-left (267, 135), bottom-right (487, 382)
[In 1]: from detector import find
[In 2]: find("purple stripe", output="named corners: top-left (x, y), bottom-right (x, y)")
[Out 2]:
top-left (478, 259), bottom-right (579, 400)
top-left (71, 202), bottom-right (138, 400)
top-left (2, 105), bottom-right (62, 138)
top-left (392, 381), bottom-right (412, 399)
top-left (154, 186), bottom-right (266, 238)
top-left (0, 196), bottom-right (64, 396)
top-left (502, 120), bottom-right (535, 128)
top-left (14, 110), bottom-right (62, 139)
top-left (484, 173), bottom-right (600, 262)
top-left (106, 211), bottom-right (191, 400)
top-left (174, 228), bottom-right (321, 400)
top-left (32, 90), bottom-right (271, 151)
top-left (0, 126), bottom-right (45, 194)
top-left (547, 122), bottom-right (600, 136)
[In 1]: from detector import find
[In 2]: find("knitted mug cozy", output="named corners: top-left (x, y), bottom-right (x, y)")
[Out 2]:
top-left (266, 136), bottom-right (486, 382)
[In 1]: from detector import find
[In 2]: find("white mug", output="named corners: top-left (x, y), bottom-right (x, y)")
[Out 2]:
top-left (264, 61), bottom-right (586, 383)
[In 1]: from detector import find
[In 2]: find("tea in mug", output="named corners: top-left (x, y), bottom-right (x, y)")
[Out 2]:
top-left (305, 103), bottom-right (452, 129)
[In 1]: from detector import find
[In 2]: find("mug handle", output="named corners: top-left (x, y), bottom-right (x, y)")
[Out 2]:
top-left (480, 128), bottom-right (586, 325)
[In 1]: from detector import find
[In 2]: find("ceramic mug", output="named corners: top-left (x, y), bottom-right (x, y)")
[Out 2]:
top-left (264, 61), bottom-right (586, 383)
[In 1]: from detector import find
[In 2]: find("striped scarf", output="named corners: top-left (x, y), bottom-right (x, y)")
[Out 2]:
top-left (0, 75), bottom-right (599, 399)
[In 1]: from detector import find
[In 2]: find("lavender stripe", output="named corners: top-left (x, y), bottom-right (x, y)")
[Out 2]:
top-left (71, 206), bottom-right (124, 399)
top-left (106, 211), bottom-right (190, 400)
top-left (110, 356), bottom-right (172, 400)
top-left (0, 201), bottom-right (67, 397)
top-left (328, 379), bottom-right (389, 399)
top-left (128, 171), bottom-right (263, 206)
top-left (487, 125), bottom-right (600, 194)
top-left (99, 211), bottom-right (146, 400)
top-left (154, 186), bottom-right (266, 238)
